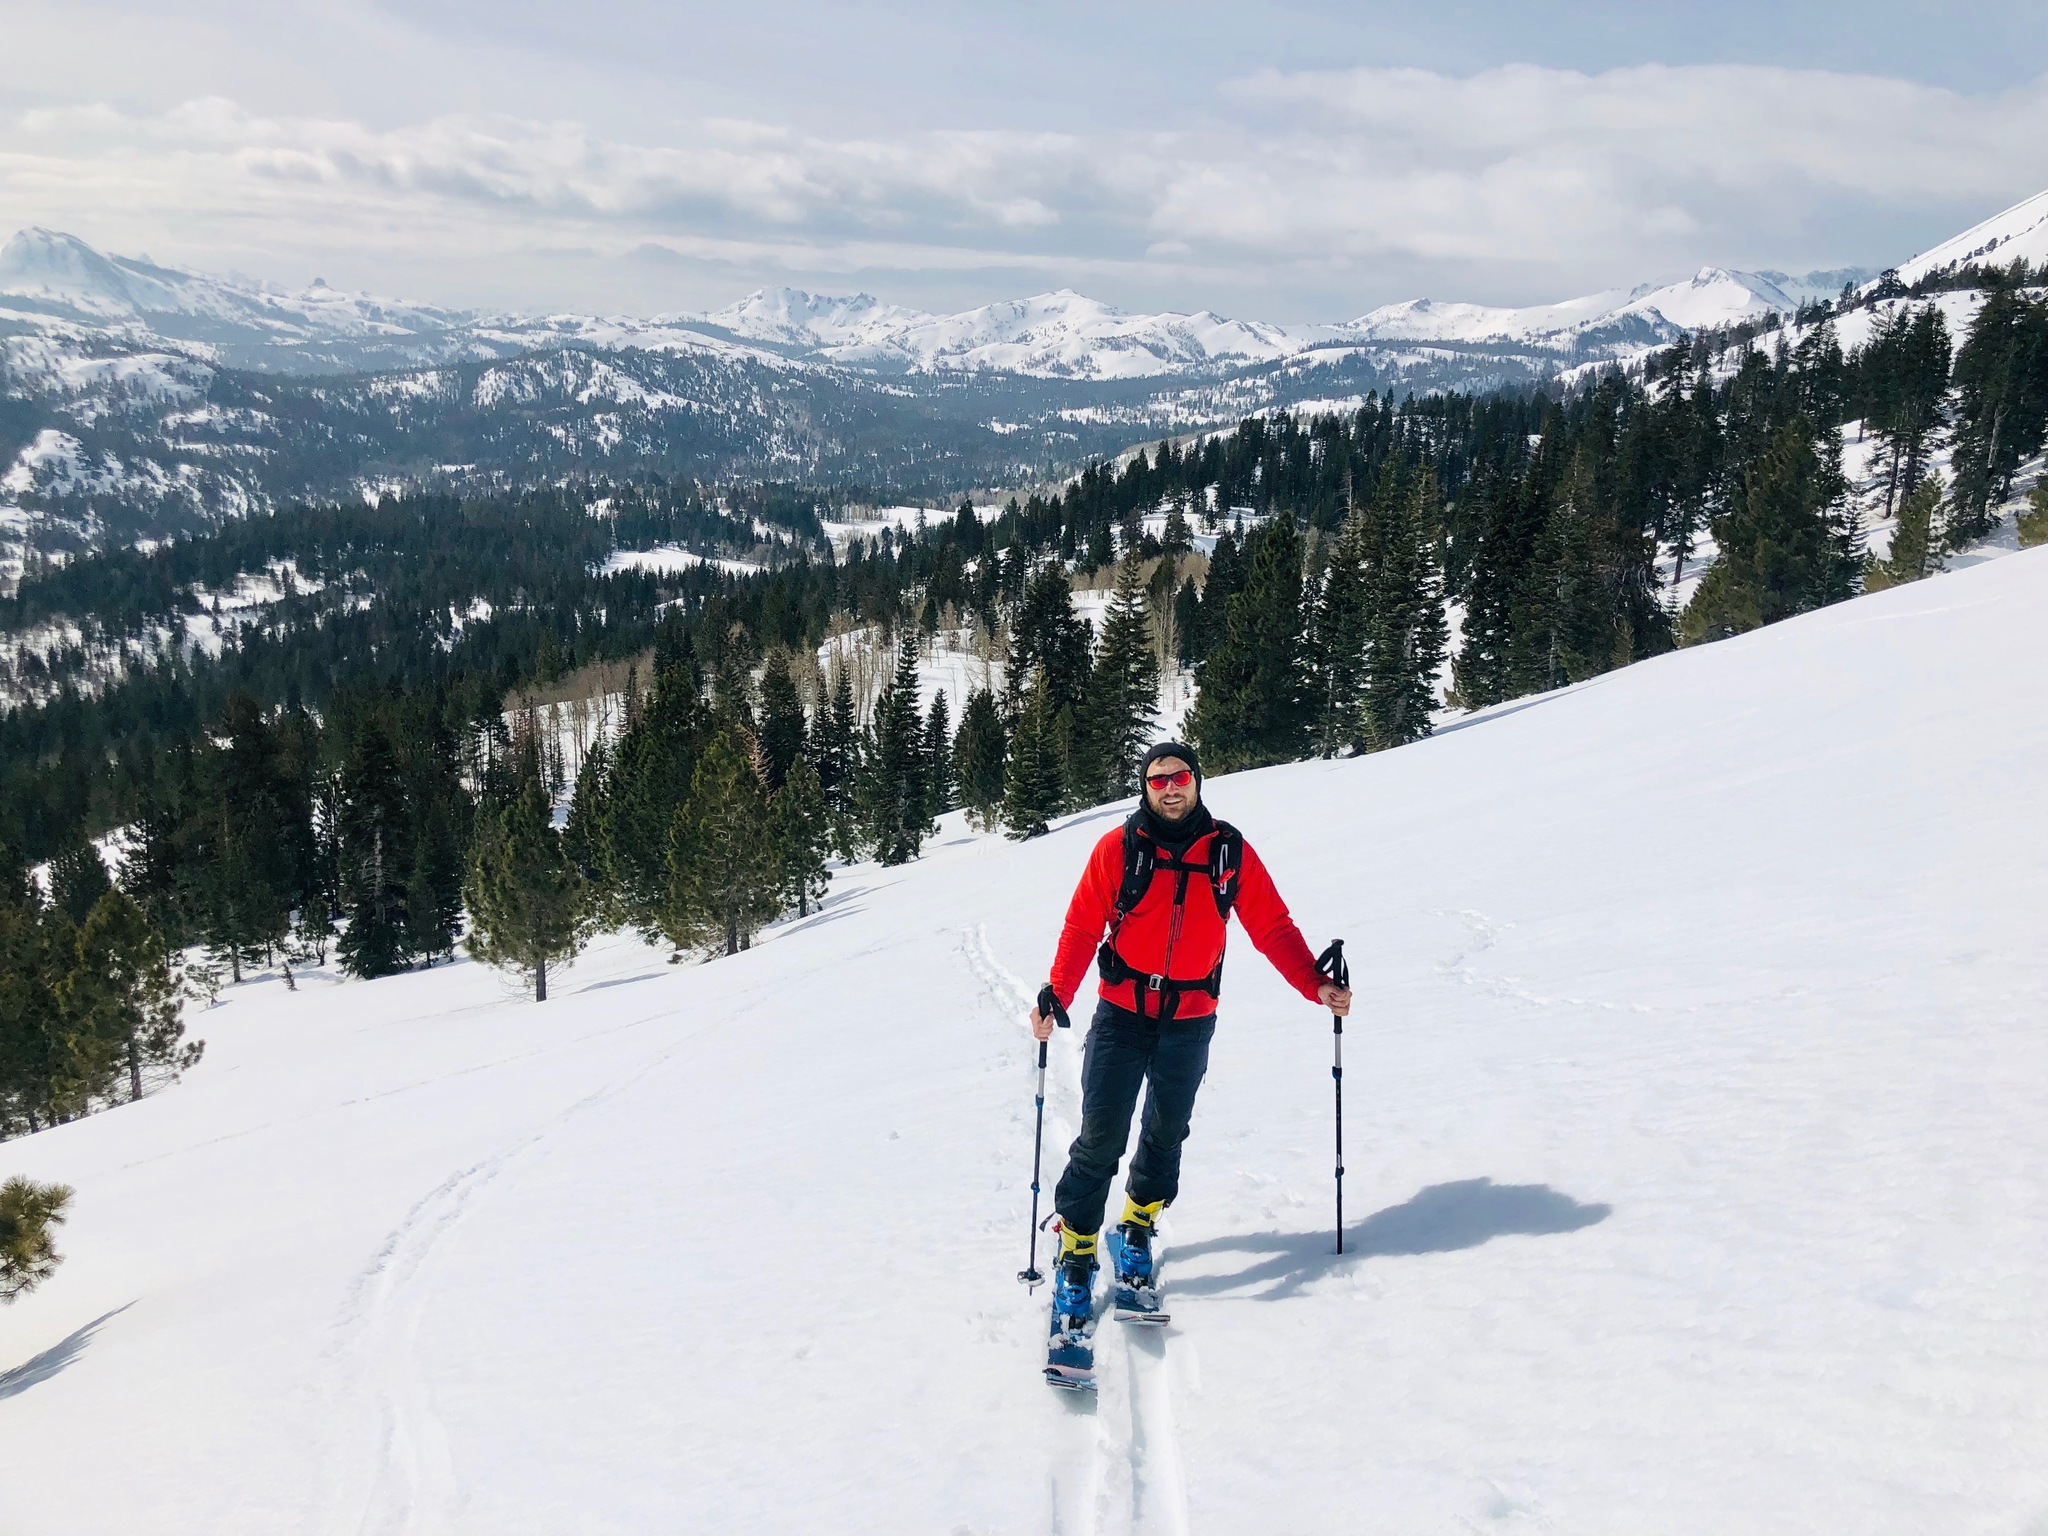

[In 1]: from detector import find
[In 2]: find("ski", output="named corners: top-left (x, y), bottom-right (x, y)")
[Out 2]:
top-left (1106, 1229), bottom-right (1170, 1325)
top-left (1045, 1310), bottom-right (1098, 1391)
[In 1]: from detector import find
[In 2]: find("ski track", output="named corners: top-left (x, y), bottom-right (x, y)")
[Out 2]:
top-left (963, 924), bottom-right (1191, 1536)
top-left (321, 1009), bottom-right (709, 1536)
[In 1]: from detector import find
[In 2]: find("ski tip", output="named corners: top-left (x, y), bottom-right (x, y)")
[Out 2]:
top-left (1044, 1368), bottom-right (1098, 1392)
top-left (1113, 1310), bottom-right (1171, 1325)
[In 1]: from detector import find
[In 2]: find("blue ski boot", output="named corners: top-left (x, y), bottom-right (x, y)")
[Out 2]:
top-left (1045, 1223), bottom-right (1098, 1391)
top-left (1106, 1196), bottom-right (1168, 1324)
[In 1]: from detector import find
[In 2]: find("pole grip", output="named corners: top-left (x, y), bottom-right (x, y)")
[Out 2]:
top-left (1037, 984), bottom-right (1070, 1029)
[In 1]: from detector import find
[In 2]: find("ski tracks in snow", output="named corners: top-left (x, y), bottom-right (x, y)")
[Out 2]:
top-left (962, 925), bottom-right (1191, 1536)
top-left (321, 1010), bottom-right (705, 1536)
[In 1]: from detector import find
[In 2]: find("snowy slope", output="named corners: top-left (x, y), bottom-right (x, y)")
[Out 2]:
top-left (8, 549), bottom-right (2048, 1532)
top-left (1345, 267), bottom-right (1807, 351)
top-left (1892, 186), bottom-right (2048, 285)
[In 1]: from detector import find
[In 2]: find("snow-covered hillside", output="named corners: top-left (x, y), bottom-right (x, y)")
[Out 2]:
top-left (1892, 187), bottom-right (2048, 287)
top-left (1342, 266), bottom-right (1810, 350)
top-left (7, 544), bottom-right (2048, 1532)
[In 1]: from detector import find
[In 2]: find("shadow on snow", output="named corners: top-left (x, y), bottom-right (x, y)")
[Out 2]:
top-left (1167, 1178), bottom-right (1612, 1301)
top-left (0, 1302), bottom-right (136, 1401)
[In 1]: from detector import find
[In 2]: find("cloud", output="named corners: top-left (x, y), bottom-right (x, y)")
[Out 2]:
top-left (2, 63), bottom-right (2045, 315)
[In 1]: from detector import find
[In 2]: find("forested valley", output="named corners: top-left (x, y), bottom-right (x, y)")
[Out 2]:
top-left (4, 263), bottom-right (2045, 1141)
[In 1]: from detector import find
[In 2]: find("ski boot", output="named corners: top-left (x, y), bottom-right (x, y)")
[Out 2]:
top-left (1105, 1195), bottom-right (1168, 1323)
top-left (1045, 1221), bottom-right (1099, 1391)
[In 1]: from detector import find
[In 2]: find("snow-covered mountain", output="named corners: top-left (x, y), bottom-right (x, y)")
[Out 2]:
top-left (711, 286), bottom-right (1306, 379)
top-left (704, 288), bottom-right (933, 353)
top-left (1341, 267), bottom-right (1805, 350)
top-left (705, 270), bottom-right (1845, 380)
top-left (1891, 186), bottom-right (2048, 286)
top-left (6, 536), bottom-right (2048, 1532)
top-left (0, 226), bottom-right (1871, 385)
top-left (0, 228), bottom-right (479, 365)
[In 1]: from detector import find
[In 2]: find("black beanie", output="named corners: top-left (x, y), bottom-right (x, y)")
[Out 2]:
top-left (1140, 740), bottom-right (1202, 787)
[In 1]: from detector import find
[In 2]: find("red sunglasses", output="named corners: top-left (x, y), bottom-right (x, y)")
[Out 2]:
top-left (1146, 769), bottom-right (1194, 790)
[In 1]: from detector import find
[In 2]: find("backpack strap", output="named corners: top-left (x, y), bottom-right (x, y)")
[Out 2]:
top-left (1207, 820), bottom-right (1242, 921)
top-left (1113, 822), bottom-right (1155, 916)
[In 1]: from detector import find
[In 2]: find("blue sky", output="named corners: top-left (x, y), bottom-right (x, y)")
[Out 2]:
top-left (1, 1), bottom-right (2043, 319)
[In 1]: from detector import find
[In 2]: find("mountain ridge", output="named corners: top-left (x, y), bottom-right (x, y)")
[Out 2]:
top-left (1, 224), bottom-right (1876, 383)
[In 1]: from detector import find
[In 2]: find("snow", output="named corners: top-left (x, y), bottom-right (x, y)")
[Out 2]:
top-left (1345, 267), bottom-right (1799, 351)
top-left (818, 502), bottom-right (1002, 553)
top-left (1892, 186), bottom-right (2048, 286)
top-left (0, 227), bottom-right (473, 339)
top-left (601, 546), bottom-right (763, 577)
top-left (8, 540), bottom-right (2048, 1529)
top-left (714, 287), bottom-right (1302, 379)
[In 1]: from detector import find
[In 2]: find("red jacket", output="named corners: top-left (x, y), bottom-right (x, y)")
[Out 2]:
top-left (1050, 814), bottom-right (1324, 1019)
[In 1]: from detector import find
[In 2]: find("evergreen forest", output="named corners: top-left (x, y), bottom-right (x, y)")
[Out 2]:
top-left (4, 266), bottom-right (2045, 1141)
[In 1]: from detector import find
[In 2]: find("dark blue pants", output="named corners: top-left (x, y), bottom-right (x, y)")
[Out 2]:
top-left (1053, 999), bottom-right (1217, 1236)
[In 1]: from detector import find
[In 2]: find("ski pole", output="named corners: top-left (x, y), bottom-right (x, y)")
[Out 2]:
top-left (1315, 940), bottom-right (1350, 1255)
top-left (1018, 984), bottom-right (1070, 1290)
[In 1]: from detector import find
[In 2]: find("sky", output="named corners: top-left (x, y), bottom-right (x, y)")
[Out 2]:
top-left (1, 0), bottom-right (2046, 321)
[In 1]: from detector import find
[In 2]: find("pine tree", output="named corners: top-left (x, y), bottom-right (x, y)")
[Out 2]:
top-left (1312, 495), bottom-right (1377, 753)
top-left (121, 788), bottom-right (189, 958)
top-left (0, 1177), bottom-right (74, 1303)
top-left (183, 694), bottom-right (304, 980)
top-left (771, 756), bottom-right (832, 918)
top-left (1009, 563), bottom-right (1092, 718)
top-left (1187, 515), bottom-right (1313, 773)
top-left (405, 799), bottom-right (464, 965)
top-left (1682, 414), bottom-right (1861, 644)
top-left (49, 842), bottom-right (112, 927)
top-left (757, 652), bottom-right (807, 790)
top-left (814, 665), bottom-right (859, 813)
top-left (336, 721), bottom-right (413, 979)
top-left (1172, 576), bottom-right (1203, 667)
top-left (66, 887), bottom-right (197, 1103)
top-left (464, 770), bottom-right (590, 1001)
top-left (860, 635), bottom-right (931, 865)
top-left (563, 733), bottom-right (620, 924)
top-left (2018, 478), bottom-right (2048, 548)
top-left (1862, 304), bottom-right (1953, 525)
top-left (1161, 498), bottom-right (1193, 559)
top-left (1454, 470), bottom-right (1547, 709)
top-left (1003, 667), bottom-right (1068, 840)
top-left (1073, 550), bottom-right (1160, 800)
top-left (608, 667), bottom-right (708, 942)
top-left (1360, 471), bottom-right (1450, 751)
top-left (954, 686), bottom-right (1008, 832)
top-left (667, 726), bottom-right (781, 955)
top-left (1864, 474), bottom-right (1944, 591)
top-left (1948, 279), bottom-right (2048, 545)
top-left (923, 690), bottom-right (956, 816)
top-left (1185, 524), bottom-right (1247, 667)
top-left (0, 877), bottom-right (69, 1133)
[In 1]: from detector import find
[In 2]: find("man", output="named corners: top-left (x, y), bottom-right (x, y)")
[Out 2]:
top-left (1029, 740), bottom-right (1350, 1329)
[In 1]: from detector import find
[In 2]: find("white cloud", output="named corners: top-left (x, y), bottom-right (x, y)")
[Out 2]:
top-left (1, 62), bottom-right (2045, 317)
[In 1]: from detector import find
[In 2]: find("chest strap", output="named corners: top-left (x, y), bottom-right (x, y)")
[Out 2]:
top-left (1099, 838), bottom-right (1231, 1024)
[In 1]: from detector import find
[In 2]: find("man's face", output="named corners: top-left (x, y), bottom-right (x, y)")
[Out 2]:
top-left (1144, 756), bottom-right (1198, 820)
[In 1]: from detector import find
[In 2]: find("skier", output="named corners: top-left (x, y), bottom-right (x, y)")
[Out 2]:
top-left (1030, 740), bottom-right (1350, 1342)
